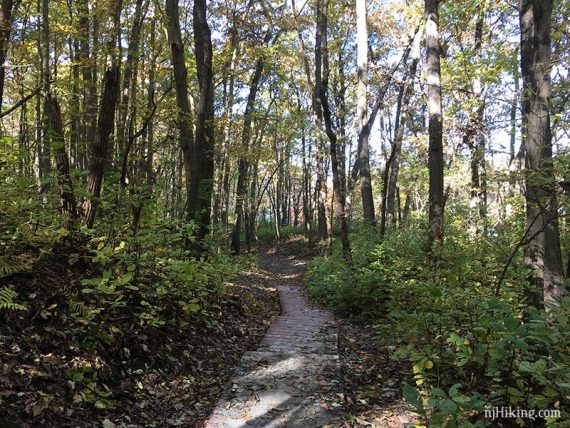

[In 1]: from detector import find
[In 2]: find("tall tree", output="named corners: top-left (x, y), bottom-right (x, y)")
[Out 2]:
top-left (425, 0), bottom-right (444, 251)
top-left (292, 0), bottom-right (332, 244)
top-left (81, 1), bottom-right (122, 228)
top-left (78, 0), bottom-right (96, 171)
top-left (231, 36), bottom-right (269, 254)
top-left (190, 0), bottom-right (215, 241)
top-left (165, 0), bottom-right (194, 208)
top-left (0, 0), bottom-right (18, 109)
top-left (39, 0), bottom-right (52, 185)
top-left (116, 0), bottom-right (146, 163)
top-left (382, 30), bottom-right (421, 236)
top-left (465, 2), bottom-right (488, 234)
top-left (356, 0), bottom-right (375, 224)
top-left (318, 0), bottom-right (351, 263)
top-left (519, 0), bottom-right (565, 305)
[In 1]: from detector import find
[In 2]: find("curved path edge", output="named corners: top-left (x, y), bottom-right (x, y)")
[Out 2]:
top-left (206, 249), bottom-right (339, 428)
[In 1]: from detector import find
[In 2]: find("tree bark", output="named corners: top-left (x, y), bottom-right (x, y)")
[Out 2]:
top-left (0, 0), bottom-right (17, 109)
top-left (45, 94), bottom-right (77, 228)
top-left (78, 0), bottom-right (95, 172)
top-left (165, 0), bottom-right (194, 208)
top-left (231, 51), bottom-right (266, 254)
top-left (356, 0), bottom-right (375, 224)
top-left (213, 13), bottom-right (239, 227)
top-left (318, 0), bottom-right (351, 263)
top-left (385, 31), bottom-right (421, 234)
top-left (82, 67), bottom-right (120, 228)
top-left (519, 0), bottom-right (565, 305)
top-left (291, 0), bottom-right (330, 242)
top-left (425, 0), bottom-right (445, 251)
top-left (39, 0), bottom-right (52, 187)
top-left (465, 3), bottom-right (488, 234)
top-left (116, 0), bottom-right (145, 165)
top-left (189, 0), bottom-right (215, 242)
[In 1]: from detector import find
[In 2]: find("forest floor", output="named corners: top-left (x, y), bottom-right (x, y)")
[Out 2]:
top-left (1, 237), bottom-right (417, 427)
top-left (0, 244), bottom-right (281, 427)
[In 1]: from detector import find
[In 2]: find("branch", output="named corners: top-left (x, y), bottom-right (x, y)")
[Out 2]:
top-left (120, 95), bottom-right (158, 187)
top-left (0, 88), bottom-right (40, 119)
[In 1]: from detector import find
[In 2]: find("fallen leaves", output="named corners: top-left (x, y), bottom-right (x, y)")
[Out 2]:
top-left (1, 249), bottom-right (281, 427)
top-left (334, 320), bottom-right (419, 427)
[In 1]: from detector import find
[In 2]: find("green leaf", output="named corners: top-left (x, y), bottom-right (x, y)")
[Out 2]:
top-left (403, 384), bottom-right (424, 412)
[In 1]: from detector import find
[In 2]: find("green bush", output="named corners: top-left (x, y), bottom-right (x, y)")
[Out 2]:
top-left (307, 226), bottom-right (389, 319)
top-left (307, 217), bottom-right (569, 426)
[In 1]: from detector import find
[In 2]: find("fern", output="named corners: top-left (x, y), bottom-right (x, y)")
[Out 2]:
top-left (69, 298), bottom-right (90, 318)
top-left (0, 286), bottom-right (27, 311)
top-left (0, 255), bottom-right (32, 278)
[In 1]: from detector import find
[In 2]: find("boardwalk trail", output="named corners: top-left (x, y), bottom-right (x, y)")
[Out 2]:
top-left (206, 247), bottom-right (339, 427)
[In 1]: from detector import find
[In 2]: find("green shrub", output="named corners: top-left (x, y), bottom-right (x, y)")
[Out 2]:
top-left (308, 215), bottom-right (569, 426)
top-left (307, 226), bottom-right (389, 319)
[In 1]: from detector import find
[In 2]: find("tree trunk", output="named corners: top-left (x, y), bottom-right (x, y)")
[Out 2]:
top-left (465, 4), bottom-right (488, 235)
top-left (318, 0), bottom-right (351, 263)
top-left (116, 0), bottom-right (145, 165)
top-left (291, 0), bottom-right (330, 242)
top-left (78, 0), bottom-right (95, 172)
top-left (213, 14), bottom-right (239, 227)
top-left (189, 0), bottom-right (215, 241)
top-left (165, 0), bottom-right (194, 208)
top-left (519, 0), bottom-right (565, 305)
top-left (386, 32), bottom-right (421, 232)
top-left (231, 54), bottom-right (265, 254)
top-left (82, 67), bottom-right (120, 228)
top-left (39, 0), bottom-right (52, 187)
top-left (45, 94), bottom-right (77, 228)
top-left (145, 16), bottom-right (156, 183)
top-left (425, 0), bottom-right (445, 251)
top-left (0, 0), bottom-right (16, 109)
top-left (356, 0), bottom-right (375, 224)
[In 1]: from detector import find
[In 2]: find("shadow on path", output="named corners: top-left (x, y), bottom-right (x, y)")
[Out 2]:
top-left (205, 249), bottom-right (339, 427)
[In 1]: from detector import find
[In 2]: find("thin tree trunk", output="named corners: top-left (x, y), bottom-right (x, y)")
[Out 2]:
top-left (145, 16), bottom-right (156, 183)
top-left (291, 0), bottom-right (330, 242)
top-left (425, 0), bottom-right (445, 251)
top-left (465, 3), bottom-right (488, 234)
top-left (508, 48), bottom-right (520, 196)
top-left (81, 0), bottom-right (121, 228)
top-left (39, 0), bottom-right (52, 187)
top-left (356, 0), bottom-right (375, 224)
top-left (45, 94), bottom-right (77, 228)
top-left (214, 13), bottom-right (239, 227)
top-left (116, 0), bottom-right (145, 166)
top-left (386, 32), bottom-right (421, 232)
top-left (78, 0), bottom-right (95, 172)
top-left (231, 52), bottom-right (266, 254)
top-left (318, 0), bottom-right (351, 263)
top-left (0, 0), bottom-right (17, 109)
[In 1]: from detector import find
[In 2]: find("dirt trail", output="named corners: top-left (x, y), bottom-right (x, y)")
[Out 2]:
top-left (206, 246), bottom-right (339, 427)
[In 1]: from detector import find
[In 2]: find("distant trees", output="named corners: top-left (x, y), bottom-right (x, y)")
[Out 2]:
top-left (0, 0), bottom-right (566, 304)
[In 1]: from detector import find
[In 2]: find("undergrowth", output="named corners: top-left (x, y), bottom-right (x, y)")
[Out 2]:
top-left (307, 217), bottom-right (570, 427)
